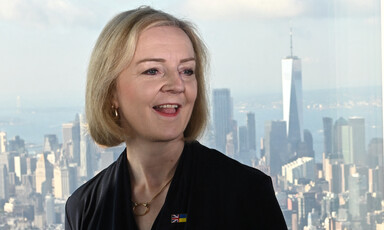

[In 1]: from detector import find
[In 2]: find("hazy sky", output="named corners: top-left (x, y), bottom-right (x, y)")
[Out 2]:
top-left (0, 0), bottom-right (381, 107)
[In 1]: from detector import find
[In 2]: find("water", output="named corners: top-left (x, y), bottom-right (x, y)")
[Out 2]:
top-left (0, 106), bottom-right (83, 153)
top-left (233, 87), bottom-right (382, 162)
top-left (0, 87), bottom-right (382, 162)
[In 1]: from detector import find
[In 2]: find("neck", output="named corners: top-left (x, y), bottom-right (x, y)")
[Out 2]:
top-left (125, 138), bottom-right (184, 188)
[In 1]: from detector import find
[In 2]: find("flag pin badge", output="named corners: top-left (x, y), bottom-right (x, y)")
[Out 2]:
top-left (171, 214), bottom-right (187, 223)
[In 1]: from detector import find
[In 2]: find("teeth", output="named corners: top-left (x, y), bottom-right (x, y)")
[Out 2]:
top-left (156, 104), bottom-right (179, 109)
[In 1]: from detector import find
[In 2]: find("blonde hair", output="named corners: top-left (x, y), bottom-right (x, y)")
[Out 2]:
top-left (86, 6), bottom-right (209, 147)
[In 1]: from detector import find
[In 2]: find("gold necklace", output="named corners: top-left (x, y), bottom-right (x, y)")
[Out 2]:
top-left (132, 177), bottom-right (173, 216)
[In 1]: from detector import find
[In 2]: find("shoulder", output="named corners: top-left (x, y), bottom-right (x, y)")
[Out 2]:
top-left (184, 142), bottom-right (287, 228)
top-left (68, 153), bottom-right (121, 203)
top-left (65, 150), bottom-right (126, 228)
top-left (185, 141), bottom-right (272, 194)
top-left (187, 141), bottom-right (270, 182)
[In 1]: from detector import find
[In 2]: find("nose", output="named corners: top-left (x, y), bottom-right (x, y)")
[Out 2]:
top-left (161, 71), bottom-right (185, 93)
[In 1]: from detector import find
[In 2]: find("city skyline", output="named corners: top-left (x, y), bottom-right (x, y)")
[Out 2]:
top-left (0, 86), bottom-right (383, 229)
top-left (1, 85), bottom-right (382, 160)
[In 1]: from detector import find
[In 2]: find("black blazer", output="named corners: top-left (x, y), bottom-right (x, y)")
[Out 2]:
top-left (65, 141), bottom-right (287, 229)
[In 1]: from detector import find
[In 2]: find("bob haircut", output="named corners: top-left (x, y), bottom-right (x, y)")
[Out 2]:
top-left (86, 6), bottom-right (209, 147)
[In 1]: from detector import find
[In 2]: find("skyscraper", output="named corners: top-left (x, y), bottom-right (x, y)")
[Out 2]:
top-left (348, 173), bottom-right (363, 220)
top-left (213, 89), bottom-right (233, 153)
top-left (0, 164), bottom-right (9, 200)
top-left (45, 194), bottom-right (55, 225)
top-left (323, 117), bottom-right (333, 157)
top-left (14, 155), bottom-right (27, 182)
top-left (328, 163), bottom-right (342, 194)
top-left (332, 117), bottom-right (366, 165)
top-left (238, 126), bottom-right (248, 153)
top-left (301, 129), bottom-right (315, 158)
top-left (35, 153), bottom-right (53, 195)
top-left (0, 132), bottom-right (7, 153)
top-left (43, 134), bottom-right (59, 153)
top-left (62, 123), bottom-right (74, 159)
top-left (348, 117), bottom-right (366, 165)
top-left (247, 112), bottom-right (256, 152)
top-left (62, 117), bottom-right (81, 165)
top-left (8, 136), bottom-right (25, 154)
top-left (0, 152), bottom-right (15, 173)
top-left (282, 30), bottom-right (303, 154)
top-left (79, 114), bottom-right (96, 180)
top-left (367, 138), bottom-right (383, 168)
top-left (332, 117), bottom-right (349, 159)
top-left (53, 162), bottom-right (77, 199)
top-left (264, 120), bottom-right (288, 176)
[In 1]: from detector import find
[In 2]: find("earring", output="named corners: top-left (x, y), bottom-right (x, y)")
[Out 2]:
top-left (112, 106), bottom-right (119, 118)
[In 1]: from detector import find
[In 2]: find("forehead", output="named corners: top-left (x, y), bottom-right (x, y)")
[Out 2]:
top-left (134, 26), bottom-right (194, 58)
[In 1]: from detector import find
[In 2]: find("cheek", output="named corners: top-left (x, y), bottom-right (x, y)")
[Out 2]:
top-left (115, 80), bottom-right (138, 108)
top-left (117, 81), bottom-right (159, 111)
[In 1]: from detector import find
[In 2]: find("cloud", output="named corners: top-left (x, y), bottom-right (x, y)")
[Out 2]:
top-left (1, 0), bottom-right (378, 27)
top-left (0, 0), bottom-right (100, 29)
top-left (183, 0), bottom-right (305, 19)
top-left (182, 0), bottom-right (378, 20)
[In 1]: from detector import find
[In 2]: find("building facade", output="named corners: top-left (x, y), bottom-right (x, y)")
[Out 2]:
top-left (213, 88), bottom-right (233, 153)
top-left (282, 56), bottom-right (303, 155)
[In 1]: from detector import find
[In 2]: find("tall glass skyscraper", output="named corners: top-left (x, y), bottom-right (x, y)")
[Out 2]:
top-left (213, 88), bottom-right (233, 153)
top-left (348, 117), bottom-right (366, 165)
top-left (79, 114), bottom-right (95, 180)
top-left (322, 117), bottom-right (333, 157)
top-left (246, 112), bottom-right (256, 152)
top-left (264, 120), bottom-right (288, 176)
top-left (282, 52), bottom-right (303, 154)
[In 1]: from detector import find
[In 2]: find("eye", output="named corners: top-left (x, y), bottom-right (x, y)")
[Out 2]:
top-left (142, 68), bottom-right (159, 75)
top-left (181, 69), bottom-right (194, 76)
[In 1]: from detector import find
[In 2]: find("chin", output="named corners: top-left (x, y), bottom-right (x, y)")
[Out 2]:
top-left (151, 132), bottom-right (184, 143)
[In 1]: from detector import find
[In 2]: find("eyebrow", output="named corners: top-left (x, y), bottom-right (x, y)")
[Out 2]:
top-left (180, 57), bottom-right (196, 63)
top-left (136, 57), bottom-right (195, 65)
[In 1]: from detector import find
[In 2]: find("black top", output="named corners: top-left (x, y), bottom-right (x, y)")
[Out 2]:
top-left (65, 141), bottom-right (287, 229)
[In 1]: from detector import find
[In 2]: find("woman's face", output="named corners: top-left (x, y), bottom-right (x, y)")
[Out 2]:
top-left (113, 26), bottom-right (197, 142)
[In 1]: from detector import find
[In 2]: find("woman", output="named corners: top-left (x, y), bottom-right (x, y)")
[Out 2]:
top-left (65, 6), bottom-right (287, 230)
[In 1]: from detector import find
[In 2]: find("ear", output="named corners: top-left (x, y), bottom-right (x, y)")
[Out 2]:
top-left (110, 83), bottom-right (119, 105)
top-left (111, 89), bottom-right (119, 109)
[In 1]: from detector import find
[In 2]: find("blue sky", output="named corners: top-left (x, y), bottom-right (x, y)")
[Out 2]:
top-left (0, 0), bottom-right (381, 107)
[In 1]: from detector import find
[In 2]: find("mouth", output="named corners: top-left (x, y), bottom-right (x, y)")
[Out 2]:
top-left (153, 104), bottom-right (181, 116)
